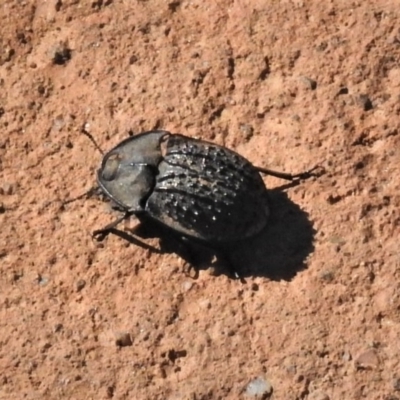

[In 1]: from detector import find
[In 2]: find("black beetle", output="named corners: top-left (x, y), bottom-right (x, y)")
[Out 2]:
top-left (91, 130), bottom-right (320, 252)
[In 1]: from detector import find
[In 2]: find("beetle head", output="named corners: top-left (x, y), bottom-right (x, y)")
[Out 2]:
top-left (97, 130), bottom-right (169, 212)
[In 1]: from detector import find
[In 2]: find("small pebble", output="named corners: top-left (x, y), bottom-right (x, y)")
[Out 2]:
top-left (245, 377), bottom-right (273, 398)
top-left (392, 377), bottom-right (400, 391)
top-left (129, 54), bottom-right (138, 64)
top-left (4, 47), bottom-right (15, 62)
top-left (52, 115), bottom-right (65, 131)
top-left (37, 275), bottom-right (49, 286)
top-left (356, 94), bottom-right (373, 111)
top-left (307, 390), bottom-right (330, 400)
top-left (106, 386), bottom-right (115, 398)
top-left (337, 87), bottom-right (349, 95)
top-left (251, 282), bottom-right (259, 291)
top-left (182, 280), bottom-right (193, 292)
top-left (300, 76), bottom-right (317, 90)
top-left (50, 42), bottom-right (71, 65)
top-left (292, 114), bottom-right (301, 122)
top-left (319, 271), bottom-right (334, 282)
top-left (355, 349), bottom-right (379, 369)
top-left (326, 193), bottom-right (342, 205)
top-left (1, 182), bottom-right (17, 195)
top-left (239, 123), bottom-right (254, 140)
top-left (342, 351), bottom-right (352, 362)
top-left (76, 279), bottom-right (86, 292)
top-left (53, 323), bottom-right (63, 333)
top-left (114, 332), bottom-right (133, 347)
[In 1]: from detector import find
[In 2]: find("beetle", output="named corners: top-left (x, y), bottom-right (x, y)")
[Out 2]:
top-left (91, 130), bottom-right (321, 254)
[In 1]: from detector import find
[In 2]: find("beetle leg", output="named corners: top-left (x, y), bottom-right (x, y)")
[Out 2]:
top-left (255, 164), bottom-right (325, 181)
top-left (93, 212), bottom-right (131, 241)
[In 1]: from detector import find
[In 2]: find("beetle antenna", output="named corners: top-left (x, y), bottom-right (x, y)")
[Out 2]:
top-left (81, 126), bottom-right (104, 155)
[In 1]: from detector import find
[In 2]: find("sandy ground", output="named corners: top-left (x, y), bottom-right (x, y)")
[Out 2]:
top-left (1, 1), bottom-right (400, 399)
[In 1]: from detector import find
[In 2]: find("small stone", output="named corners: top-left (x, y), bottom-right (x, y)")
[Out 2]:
top-left (37, 85), bottom-right (46, 95)
top-left (182, 280), bottom-right (193, 292)
top-left (129, 54), bottom-right (138, 64)
top-left (295, 374), bottom-right (305, 383)
top-left (53, 323), bottom-right (63, 333)
top-left (166, 348), bottom-right (187, 362)
top-left (239, 123), bottom-right (254, 140)
top-left (251, 282), bottom-right (259, 291)
top-left (52, 115), bottom-right (65, 131)
top-left (307, 390), bottom-right (330, 400)
top-left (198, 299), bottom-right (212, 310)
top-left (106, 386), bottom-right (115, 398)
top-left (76, 279), bottom-right (86, 292)
top-left (245, 377), bottom-right (273, 398)
top-left (37, 275), bottom-right (49, 286)
top-left (4, 48), bottom-right (15, 62)
top-left (0, 203), bottom-right (5, 213)
top-left (1, 182), bottom-right (17, 195)
top-left (392, 377), bottom-right (400, 391)
top-left (50, 42), bottom-right (71, 65)
top-left (326, 194), bottom-right (341, 205)
top-left (291, 114), bottom-right (301, 122)
top-left (300, 76), bottom-right (317, 90)
top-left (356, 94), bottom-right (373, 111)
top-left (342, 351), bottom-right (352, 362)
top-left (319, 271), bottom-right (334, 282)
top-left (337, 87), bottom-right (349, 95)
top-left (355, 349), bottom-right (379, 370)
top-left (114, 332), bottom-right (133, 347)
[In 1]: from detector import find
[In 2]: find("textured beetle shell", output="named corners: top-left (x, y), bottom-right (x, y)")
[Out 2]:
top-left (145, 134), bottom-right (269, 243)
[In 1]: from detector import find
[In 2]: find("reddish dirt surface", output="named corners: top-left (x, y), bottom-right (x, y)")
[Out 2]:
top-left (1, 1), bottom-right (400, 399)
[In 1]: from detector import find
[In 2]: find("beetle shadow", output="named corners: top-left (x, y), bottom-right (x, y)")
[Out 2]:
top-left (106, 187), bottom-right (316, 281)
top-left (222, 188), bottom-right (316, 280)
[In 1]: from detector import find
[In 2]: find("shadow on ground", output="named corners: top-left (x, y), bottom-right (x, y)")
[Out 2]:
top-left (100, 186), bottom-right (316, 281)
top-left (224, 188), bottom-right (316, 280)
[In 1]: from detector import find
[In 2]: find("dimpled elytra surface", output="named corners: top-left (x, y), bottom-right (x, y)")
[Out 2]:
top-left (146, 135), bottom-right (269, 243)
